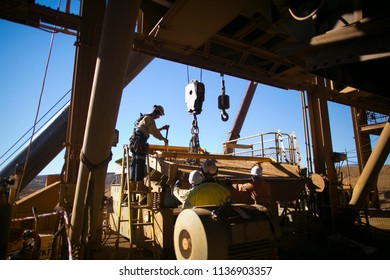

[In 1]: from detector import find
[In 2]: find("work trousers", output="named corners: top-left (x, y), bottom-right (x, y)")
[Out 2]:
top-left (130, 131), bottom-right (148, 182)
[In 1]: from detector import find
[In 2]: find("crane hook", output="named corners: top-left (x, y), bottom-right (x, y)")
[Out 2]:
top-left (218, 73), bottom-right (230, 122)
top-left (220, 109), bottom-right (229, 121)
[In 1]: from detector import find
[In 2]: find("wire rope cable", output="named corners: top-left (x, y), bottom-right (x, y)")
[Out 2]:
top-left (17, 6), bottom-right (60, 197)
top-left (0, 90), bottom-right (70, 165)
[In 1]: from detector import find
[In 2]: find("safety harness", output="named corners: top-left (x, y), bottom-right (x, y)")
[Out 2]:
top-left (129, 113), bottom-right (149, 154)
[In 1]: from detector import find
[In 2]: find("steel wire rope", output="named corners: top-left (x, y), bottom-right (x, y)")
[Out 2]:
top-left (343, 136), bottom-right (390, 165)
top-left (0, 107), bottom-right (69, 171)
top-left (186, 65), bottom-right (203, 83)
top-left (0, 89), bottom-right (70, 165)
top-left (17, 3), bottom-right (60, 198)
top-left (186, 65), bottom-right (189, 84)
top-left (345, 137), bottom-right (379, 155)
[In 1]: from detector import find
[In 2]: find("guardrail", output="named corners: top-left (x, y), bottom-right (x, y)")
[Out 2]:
top-left (222, 130), bottom-right (300, 166)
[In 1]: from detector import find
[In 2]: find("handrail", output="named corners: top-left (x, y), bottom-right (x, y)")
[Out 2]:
top-left (222, 131), bottom-right (300, 166)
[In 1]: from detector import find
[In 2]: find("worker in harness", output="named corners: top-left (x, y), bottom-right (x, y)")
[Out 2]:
top-left (129, 105), bottom-right (169, 192)
top-left (183, 159), bottom-right (231, 209)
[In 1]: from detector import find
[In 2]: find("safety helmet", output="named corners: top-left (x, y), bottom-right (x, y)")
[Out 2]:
top-left (188, 170), bottom-right (204, 185)
top-left (250, 165), bottom-right (262, 177)
top-left (201, 159), bottom-right (218, 176)
top-left (153, 105), bottom-right (165, 115)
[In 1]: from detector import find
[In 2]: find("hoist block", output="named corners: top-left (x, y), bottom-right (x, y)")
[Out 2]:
top-left (218, 94), bottom-right (230, 110)
top-left (185, 80), bottom-right (205, 115)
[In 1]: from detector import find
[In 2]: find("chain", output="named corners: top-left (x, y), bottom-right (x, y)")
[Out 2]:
top-left (189, 114), bottom-right (200, 155)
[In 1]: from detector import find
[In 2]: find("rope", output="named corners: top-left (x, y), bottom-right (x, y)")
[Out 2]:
top-left (50, 208), bottom-right (73, 260)
top-left (60, 209), bottom-right (73, 260)
top-left (186, 66), bottom-right (203, 83)
top-left (79, 152), bottom-right (112, 259)
top-left (0, 94), bottom-right (70, 167)
top-left (80, 152), bottom-right (113, 173)
top-left (17, 23), bottom-right (58, 199)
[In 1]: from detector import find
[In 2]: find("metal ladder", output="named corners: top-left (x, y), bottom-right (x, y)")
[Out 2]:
top-left (115, 144), bottom-right (158, 258)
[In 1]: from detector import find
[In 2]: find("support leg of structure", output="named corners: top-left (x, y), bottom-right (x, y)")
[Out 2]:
top-left (337, 119), bottom-right (390, 233)
top-left (306, 79), bottom-right (339, 233)
top-left (69, 0), bottom-right (141, 258)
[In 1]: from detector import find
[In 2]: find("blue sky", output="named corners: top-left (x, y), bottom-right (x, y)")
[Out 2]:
top-left (1, 5), bottom-right (382, 177)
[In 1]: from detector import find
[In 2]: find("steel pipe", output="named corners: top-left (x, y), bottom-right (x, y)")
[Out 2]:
top-left (69, 0), bottom-right (141, 255)
top-left (349, 119), bottom-right (390, 208)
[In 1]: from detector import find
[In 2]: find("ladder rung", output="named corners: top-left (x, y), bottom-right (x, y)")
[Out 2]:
top-left (130, 191), bottom-right (150, 194)
top-left (120, 203), bottom-right (153, 208)
top-left (116, 146), bottom-right (158, 256)
top-left (133, 239), bottom-right (155, 244)
top-left (131, 222), bottom-right (153, 226)
top-left (130, 218), bottom-right (152, 223)
top-left (131, 205), bottom-right (153, 209)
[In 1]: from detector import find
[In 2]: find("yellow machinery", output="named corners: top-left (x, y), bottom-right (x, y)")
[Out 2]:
top-left (109, 144), bottom-right (304, 259)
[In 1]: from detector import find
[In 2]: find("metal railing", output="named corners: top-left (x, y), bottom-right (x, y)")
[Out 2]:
top-left (222, 130), bottom-right (301, 165)
top-left (366, 111), bottom-right (389, 125)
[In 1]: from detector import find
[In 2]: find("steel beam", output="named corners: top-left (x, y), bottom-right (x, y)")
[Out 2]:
top-left (349, 119), bottom-right (390, 208)
top-left (224, 81), bottom-right (258, 154)
top-left (351, 107), bottom-right (379, 207)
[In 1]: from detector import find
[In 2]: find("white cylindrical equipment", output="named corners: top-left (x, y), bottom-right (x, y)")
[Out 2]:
top-left (173, 208), bottom-right (229, 260)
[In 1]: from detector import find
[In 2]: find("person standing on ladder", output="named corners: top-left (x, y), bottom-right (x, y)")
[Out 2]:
top-left (129, 105), bottom-right (169, 192)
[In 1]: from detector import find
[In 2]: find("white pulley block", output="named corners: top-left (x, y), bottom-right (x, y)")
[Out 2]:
top-left (185, 80), bottom-right (204, 115)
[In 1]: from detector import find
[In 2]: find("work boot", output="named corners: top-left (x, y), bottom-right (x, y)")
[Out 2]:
top-left (136, 181), bottom-right (149, 193)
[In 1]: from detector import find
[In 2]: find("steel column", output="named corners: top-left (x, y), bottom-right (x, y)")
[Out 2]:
top-left (64, 0), bottom-right (106, 186)
top-left (306, 78), bottom-right (339, 232)
top-left (301, 91), bottom-right (313, 174)
top-left (69, 0), bottom-right (141, 257)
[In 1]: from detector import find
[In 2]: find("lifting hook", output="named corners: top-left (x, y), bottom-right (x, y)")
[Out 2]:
top-left (220, 109), bottom-right (229, 121)
top-left (218, 73), bottom-right (230, 122)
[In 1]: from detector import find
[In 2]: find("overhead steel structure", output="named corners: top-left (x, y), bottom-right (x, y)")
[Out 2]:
top-left (1, 0), bottom-right (390, 253)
